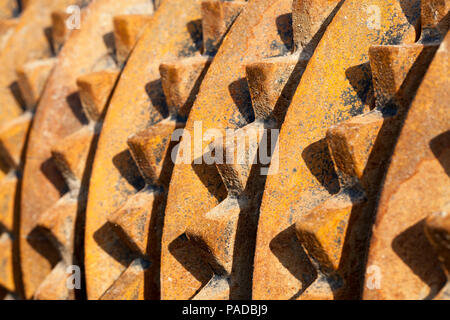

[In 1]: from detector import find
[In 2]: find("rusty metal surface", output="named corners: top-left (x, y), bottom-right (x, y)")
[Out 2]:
top-left (84, 0), bottom-right (206, 300)
top-left (0, 0), bottom-right (19, 19)
top-left (251, 0), bottom-right (427, 300)
top-left (0, 0), bottom-right (75, 128)
top-left (0, 0), bottom-right (79, 300)
top-left (0, 0), bottom-right (448, 300)
top-left (160, 0), bottom-right (302, 300)
top-left (158, 0), bottom-right (346, 300)
top-left (20, 0), bottom-right (154, 299)
top-left (363, 29), bottom-right (449, 300)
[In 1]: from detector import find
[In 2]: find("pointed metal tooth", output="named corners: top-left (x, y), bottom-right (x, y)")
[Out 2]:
top-left (50, 10), bottom-right (71, 54)
top-left (16, 58), bottom-right (57, 110)
top-left (0, 18), bottom-right (18, 50)
top-left (0, 164), bottom-right (7, 181)
top-left (192, 274), bottom-right (230, 300)
top-left (36, 194), bottom-right (78, 255)
top-left (108, 189), bottom-right (161, 255)
top-left (0, 232), bottom-right (14, 292)
top-left (211, 122), bottom-right (265, 196)
top-left (292, 0), bottom-right (343, 58)
top-left (295, 190), bottom-right (365, 276)
top-left (420, 0), bottom-right (450, 42)
top-left (76, 70), bottom-right (119, 122)
top-left (295, 191), bottom-right (366, 273)
top-left (326, 44), bottom-right (438, 182)
top-left (185, 197), bottom-right (245, 275)
top-left (0, 173), bottom-right (16, 231)
top-left (153, 0), bottom-right (162, 10)
top-left (201, 0), bottom-right (246, 55)
top-left (100, 258), bottom-right (151, 300)
top-left (127, 119), bottom-right (182, 186)
top-left (369, 44), bottom-right (438, 111)
top-left (0, 112), bottom-right (32, 169)
top-left (246, 55), bottom-right (306, 124)
top-left (113, 14), bottom-right (152, 66)
top-left (50, 126), bottom-right (95, 190)
top-left (326, 111), bottom-right (384, 182)
top-left (159, 56), bottom-right (211, 118)
top-left (33, 261), bottom-right (73, 300)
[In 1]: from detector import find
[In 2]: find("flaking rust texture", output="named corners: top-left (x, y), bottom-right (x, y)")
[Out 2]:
top-left (0, 0), bottom-right (449, 300)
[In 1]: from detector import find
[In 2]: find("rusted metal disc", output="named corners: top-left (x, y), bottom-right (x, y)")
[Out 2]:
top-left (364, 30), bottom-right (449, 300)
top-left (84, 0), bottom-right (206, 300)
top-left (20, 0), bottom-right (154, 300)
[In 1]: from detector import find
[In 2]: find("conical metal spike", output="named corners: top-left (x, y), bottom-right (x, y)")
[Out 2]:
top-left (36, 194), bottom-right (78, 256)
top-left (0, 18), bottom-right (18, 50)
top-left (294, 190), bottom-right (366, 300)
top-left (420, 0), bottom-right (450, 42)
top-left (209, 122), bottom-right (265, 196)
top-left (326, 111), bottom-right (384, 182)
